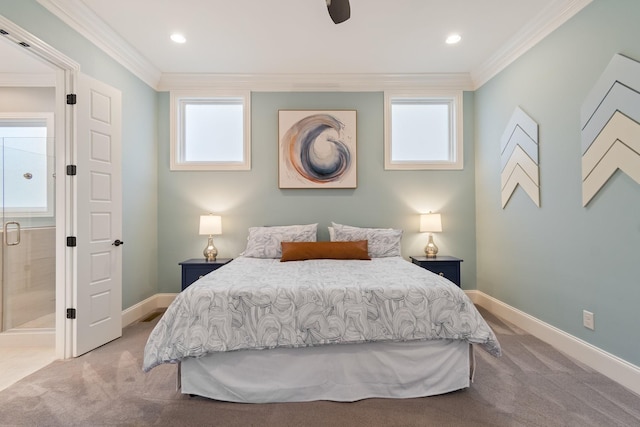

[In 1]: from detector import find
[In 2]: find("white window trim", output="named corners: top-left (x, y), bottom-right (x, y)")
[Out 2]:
top-left (170, 90), bottom-right (251, 171)
top-left (0, 112), bottom-right (55, 218)
top-left (384, 90), bottom-right (463, 170)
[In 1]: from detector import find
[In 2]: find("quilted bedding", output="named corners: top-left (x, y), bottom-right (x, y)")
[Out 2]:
top-left (143, 256), bottom-right (501, 372)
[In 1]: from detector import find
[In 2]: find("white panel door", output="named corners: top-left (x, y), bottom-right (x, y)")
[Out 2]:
top-left (74, 74), bottom-right (122, 356)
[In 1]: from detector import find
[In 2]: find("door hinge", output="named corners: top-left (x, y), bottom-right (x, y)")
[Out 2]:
top-left (66, 165), bottom-right (77, 176)
top-left (66, 236), bottom-right (77, 247)
top-left (66, 93), bottom-right (77, 105)
top-left (66, 308), bottom-right (76, 319)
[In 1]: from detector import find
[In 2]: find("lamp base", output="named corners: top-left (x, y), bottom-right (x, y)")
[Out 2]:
top-left (424, 234), bottom-right (438, 258)
top-left (203, 235), bottom-right (218, 261)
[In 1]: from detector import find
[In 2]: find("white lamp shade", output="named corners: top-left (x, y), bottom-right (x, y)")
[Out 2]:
top-left (199, 215), bottom-right (222, 235)
top-left (420, 213), bottom-right (442, 233)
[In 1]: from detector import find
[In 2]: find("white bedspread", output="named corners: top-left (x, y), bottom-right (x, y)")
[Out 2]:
top-left (143, 256), bottom-right (501, 372)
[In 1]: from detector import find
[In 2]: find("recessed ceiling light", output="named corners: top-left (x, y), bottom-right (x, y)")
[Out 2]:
top-left (170, 33), bottom-right (186, 44)
top-left (445, 34), bottom-right (462, 45)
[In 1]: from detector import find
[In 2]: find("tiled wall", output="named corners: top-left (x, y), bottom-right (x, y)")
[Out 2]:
top-left (0, 227), bottom-right (55, 330)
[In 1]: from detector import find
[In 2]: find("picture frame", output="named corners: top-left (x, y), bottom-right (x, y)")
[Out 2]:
top-left (278, 110), bottom-right (357, 189)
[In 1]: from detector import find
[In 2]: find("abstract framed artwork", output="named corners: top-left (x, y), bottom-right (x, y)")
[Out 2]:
top-left (278, 110), bottom-right (357, 188)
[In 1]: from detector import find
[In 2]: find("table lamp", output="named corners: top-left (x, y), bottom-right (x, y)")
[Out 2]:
top-left (420, 213), bottom-right (442, 258)
top-left (199, 214), bottom-right (222, 261)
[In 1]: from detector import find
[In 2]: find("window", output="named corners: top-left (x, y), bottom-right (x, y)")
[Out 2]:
top-left (170, 91), bottom-right (251, 170)
top-left (384, 91), bottom-right (463, 170)
top-left (0, 113), bottom-right (54, 217)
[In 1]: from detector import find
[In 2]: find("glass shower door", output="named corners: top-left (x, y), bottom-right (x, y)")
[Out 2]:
top-left (1, 118), bottom-right (56, 332)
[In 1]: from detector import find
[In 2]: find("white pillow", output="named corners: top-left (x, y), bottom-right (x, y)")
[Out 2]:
top-left (243, 224), bottom-right (318, 258)
top-left (331, 222), bottom-right (402, 258)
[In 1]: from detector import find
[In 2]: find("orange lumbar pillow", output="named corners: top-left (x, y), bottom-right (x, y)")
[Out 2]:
top-left (280, 240), bottom-right (371, 262)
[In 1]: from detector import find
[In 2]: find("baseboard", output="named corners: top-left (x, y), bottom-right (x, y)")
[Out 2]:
top-left (466, 290), bottom-right (640, 397)
top-left (122, 293), bottom-right (177, 327)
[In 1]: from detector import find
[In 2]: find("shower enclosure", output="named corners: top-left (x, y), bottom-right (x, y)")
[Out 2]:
top-left (0, 114), bottom-right (55, 334)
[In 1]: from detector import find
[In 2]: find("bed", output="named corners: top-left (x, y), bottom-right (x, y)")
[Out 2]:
top-left (143, 223), bottom-right (501, 403)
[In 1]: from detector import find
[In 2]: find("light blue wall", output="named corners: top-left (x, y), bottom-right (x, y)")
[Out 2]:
top-left (475, 0), bottom-right (640, 366)
top-left (0, 0), bottom-right (159, 309)
top-left (157, 91), bottom-right (477, 293)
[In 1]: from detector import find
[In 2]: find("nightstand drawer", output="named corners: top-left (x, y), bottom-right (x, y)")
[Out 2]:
top-left (179, 258), bottom-right (232, 291)
top-left (425, 262), bottom-right (459, 282)
top-left (183, 265), bottom-right (220, 287)
top-left (410, 256), bottom-right (463, 287)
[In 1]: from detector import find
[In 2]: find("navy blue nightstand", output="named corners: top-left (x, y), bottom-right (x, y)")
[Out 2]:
top-left (179, 258), bottom-right (232, 291)
top-left (410, 256), bottom-right (463, 287)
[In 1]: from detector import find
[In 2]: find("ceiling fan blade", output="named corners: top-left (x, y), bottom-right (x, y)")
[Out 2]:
top-left (326, 0), bottom-right (350, 24)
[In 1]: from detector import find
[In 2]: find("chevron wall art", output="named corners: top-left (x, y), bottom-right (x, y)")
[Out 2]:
top-left (500, 107), bottom-right (540, 208)
top-left (581, 54), bottom-right (640, 206)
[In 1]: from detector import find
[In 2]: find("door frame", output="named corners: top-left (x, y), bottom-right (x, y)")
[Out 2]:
top-left (0, 15), bottom-right (79, 359)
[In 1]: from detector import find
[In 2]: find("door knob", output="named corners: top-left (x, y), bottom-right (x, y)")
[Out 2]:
top-left (112, 239), bottom-right (124, 246)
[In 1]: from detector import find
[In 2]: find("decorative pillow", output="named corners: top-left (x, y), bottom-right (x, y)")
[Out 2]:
top-left (331, 222), bottom-right (402, 258)
top-left (329, 222), bottom-right (392, 240)
top-left (242, 224), bottom-right (317, 258)
top-left (280, 241), bottom-right (371, 262)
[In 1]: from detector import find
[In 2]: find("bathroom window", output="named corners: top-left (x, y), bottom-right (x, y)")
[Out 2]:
top-left (0, 113), bottom-right (54, 217)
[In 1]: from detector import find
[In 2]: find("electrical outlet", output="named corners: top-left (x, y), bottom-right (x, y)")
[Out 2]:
top-left (583, 310), bottom-right (595, 330)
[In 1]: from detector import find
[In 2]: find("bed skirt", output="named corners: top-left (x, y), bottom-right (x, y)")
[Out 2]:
top-left (181, 339), bottom-right (472, 403)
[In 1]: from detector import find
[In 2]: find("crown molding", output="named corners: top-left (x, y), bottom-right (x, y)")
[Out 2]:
top-left (158, 72), bottom-right (474, 92)
top-left (37, 0), bottom-right (161, 88)
top-left (471, 0), bottom-right (593, 89)
top-left (36, 0), bottom-right (591, 93)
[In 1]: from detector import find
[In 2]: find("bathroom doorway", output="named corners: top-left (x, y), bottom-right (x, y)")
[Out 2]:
top-left (0, 27), bottom-right (58, 347)
top-left (0, 19), bottom-right (62, 388)
top-left (1, 15), bottom-right (123, 365)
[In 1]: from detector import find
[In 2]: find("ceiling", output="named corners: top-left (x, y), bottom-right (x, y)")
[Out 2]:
top-left (3, 0), bottom-right (592, 89)
top-left (79, 0), bottom-right (555, 75)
